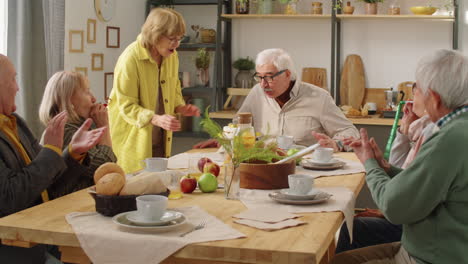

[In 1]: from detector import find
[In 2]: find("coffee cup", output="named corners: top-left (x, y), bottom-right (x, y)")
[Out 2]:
top-left (136, 195), bottom-right (168, 221)
top-left (288, 174), bottom-right (314, 195)
top-left (141, 158), bottom-right (168, 172)
top-left (366, 102), bottom-right (377, 115)
top-left (277, 135), bottom-right (294, 150)
top-left (312, 147), bottom-right (334, 163)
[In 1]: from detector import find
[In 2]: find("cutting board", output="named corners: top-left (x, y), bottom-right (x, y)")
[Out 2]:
top-left (340, 55), bottom-right (365, 109)
top-left (302, 68), bottom-right (327, 90)
top-left (398, 81), bottom-right (414, 101)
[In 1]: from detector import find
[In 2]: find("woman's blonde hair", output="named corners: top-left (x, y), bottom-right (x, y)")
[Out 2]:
top-left (39, 71), bottom-right (87, 125)
top-left (140, 8), bottom-right (186, 50)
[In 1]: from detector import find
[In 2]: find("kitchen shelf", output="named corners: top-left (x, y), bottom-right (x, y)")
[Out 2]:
top-left (181, 86), bottom-right (213, 95)
top-left (173, 131), bottom-right (210, 138)
top-left (178, 43), bottom-right (217, 51)
top-left (222, 14), bottom-right (331, 19)
top-left (337, 14), bottom-right (454, 20)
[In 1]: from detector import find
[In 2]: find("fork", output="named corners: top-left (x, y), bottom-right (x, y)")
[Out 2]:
top-left (179, 219), bottom-right (207, 237)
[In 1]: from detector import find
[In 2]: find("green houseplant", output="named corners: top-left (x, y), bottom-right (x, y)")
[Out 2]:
top-left (233, 56), bottom-right (255, 88)
top-left (195, 48), bottom-right (210, 86)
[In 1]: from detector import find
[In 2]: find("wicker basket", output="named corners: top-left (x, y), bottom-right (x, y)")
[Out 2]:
top-left (239, 160), bottom-right (296, 189)
top-left (88, 187), bottom-right (170, 217)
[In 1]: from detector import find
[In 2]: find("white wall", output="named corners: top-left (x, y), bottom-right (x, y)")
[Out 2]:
top-left (64, 0), bottom-right (146, 102)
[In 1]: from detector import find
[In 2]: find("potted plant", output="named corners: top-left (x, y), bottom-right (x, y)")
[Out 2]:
top-left (195, 48), bottom-right (210, 86)
top-left (357, 0), bottom-right (384, 15)
top-left (235, 0), bottom-right (249, 14)
top-left (233, 56), bottom-right (255, 88)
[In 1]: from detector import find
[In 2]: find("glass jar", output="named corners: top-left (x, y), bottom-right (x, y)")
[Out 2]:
top-left (284, 0), bottom-right (298, 14)
top-left (311, 2), bottom-right (323, 15)
top-left (234, 112), bottom-right (255, 149)
top-left (258, 0), bottom-right (273, 14)
top-left (236, 0), bottom-right (250, 14)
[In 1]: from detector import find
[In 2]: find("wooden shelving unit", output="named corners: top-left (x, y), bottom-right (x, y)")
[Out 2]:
top-left (337, 14), bottom-right (455, 20)
top-left (222, 14), bottom-right (331, 19)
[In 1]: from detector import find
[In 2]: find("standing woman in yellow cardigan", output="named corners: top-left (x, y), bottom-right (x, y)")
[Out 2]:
top-left (108, 8), bottom-right (200, 173)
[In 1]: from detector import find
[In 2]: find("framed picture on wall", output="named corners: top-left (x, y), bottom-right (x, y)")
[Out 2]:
top-left (87, 19), bottom-right (96, 44)
top-left (91, 53), bottom-right (104, 71)
top-left (74, 67), bottom-right (88, 77)
top-left (106, 26), bottom-right (120, 48)
top-left (69, 30), bottom-right (84, 53)
top-left (104, 72), bottom-right (114, 100)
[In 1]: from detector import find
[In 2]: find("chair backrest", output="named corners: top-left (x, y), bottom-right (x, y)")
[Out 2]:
top-left (301, 68), bottom-right (327, 90)
top-left (398, 81), bottom-right (414, 101)
top-left (384, 101), bottom-right (405, 160)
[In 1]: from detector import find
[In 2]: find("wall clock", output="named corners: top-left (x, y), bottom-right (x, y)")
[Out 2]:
top-left (94, 0), bottom-right (116, 22)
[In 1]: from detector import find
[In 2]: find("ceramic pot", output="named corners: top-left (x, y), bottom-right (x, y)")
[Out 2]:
top-left (235, 70), bottom-right (254, 88)
top-left (365, 3), bottom-right (377, 15)
top-left (197, 68), bottom-right (209, 87)
top-left (343, 1), bottom-right (354, 14)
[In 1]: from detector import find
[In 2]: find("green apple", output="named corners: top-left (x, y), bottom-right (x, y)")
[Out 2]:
top-left (287, 148), bottom-right (302, 165)
top-left (198, 173), bottom-right (218, 193)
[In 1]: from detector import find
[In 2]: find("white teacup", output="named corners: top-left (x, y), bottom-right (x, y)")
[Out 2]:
top-left (313, 147), bottom-right (334, 163)
top-left (141, 157), bottom-right (168, 172)
top-left (288, 174), bottom-right (314, 195)
top-left (136, 195), bottom-right (168, 221)
top-left (277, 135), bottom-right (294, 150)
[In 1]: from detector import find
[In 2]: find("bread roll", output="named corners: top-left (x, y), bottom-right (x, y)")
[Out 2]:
top-left (94, 162), bottom-right (125, 184)
top-left (119, 171), bottom-right (168, 196)
top-left (96, 173), bottom-right (125, 195)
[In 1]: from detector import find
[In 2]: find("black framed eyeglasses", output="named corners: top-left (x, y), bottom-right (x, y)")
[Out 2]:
top-left (253, 69), bottom-right (287, 83)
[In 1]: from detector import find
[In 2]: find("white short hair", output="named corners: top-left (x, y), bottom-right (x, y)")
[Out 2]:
top-left (416, 49), bottom-right (468, 109)
top-left (255, 48), bottom-right (297, 81)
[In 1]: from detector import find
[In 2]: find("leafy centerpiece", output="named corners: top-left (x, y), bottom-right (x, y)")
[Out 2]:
top-left (200, 108), bottom-right (285, 199)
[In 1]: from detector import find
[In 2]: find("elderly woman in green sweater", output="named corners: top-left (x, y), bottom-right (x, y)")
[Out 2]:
top-left (332, 49), bottom-right (468, 264)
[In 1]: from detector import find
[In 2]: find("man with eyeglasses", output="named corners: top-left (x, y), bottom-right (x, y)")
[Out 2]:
top-left (195, 48), bottom-right (358, 150)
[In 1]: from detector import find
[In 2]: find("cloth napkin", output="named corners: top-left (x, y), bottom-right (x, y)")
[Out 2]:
top-left (295, 158), bottom-right (365, 178)
top-left (232, 207), bottom-right (306, 231)
top-left (66, 206), bottom-right (245, 264)
top-left (168, 152), bottom-right (225, 169)
top-left (239, 187), bottom-right (355, 241)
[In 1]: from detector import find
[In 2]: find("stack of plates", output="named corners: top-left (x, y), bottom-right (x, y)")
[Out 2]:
top-left (269, 189), bottom-right (332, 205)
top-left (112, 210), bottom-right (187, 232)
top-left (301, 158), bottom-right (345, 170)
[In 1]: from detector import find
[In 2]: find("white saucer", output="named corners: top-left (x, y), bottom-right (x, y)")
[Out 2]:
top-left (126, 210), bottom-right (183, 226)
top-left (113, 211), bottom-right (187, 232)
top-left (269, 191), bottom-right (332, 205)
top-left (279, 189), bottom-right (320, 200)
top-left (307, 158), bottom-right (340, 166)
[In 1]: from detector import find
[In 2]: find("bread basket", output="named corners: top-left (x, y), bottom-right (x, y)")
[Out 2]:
top-left (88, 187), bottom-right (170, 216)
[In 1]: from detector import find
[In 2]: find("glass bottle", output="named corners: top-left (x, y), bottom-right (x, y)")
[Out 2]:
top-left (234, 112), bottom-right (255, 149)
top-left (258, 0), bottom-right (273, 14)
top-left (388, 0), bottom-right (400, 15)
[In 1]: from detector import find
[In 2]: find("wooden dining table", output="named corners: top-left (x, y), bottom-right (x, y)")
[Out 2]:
top-left (0, 150), bottom-right (365, 264)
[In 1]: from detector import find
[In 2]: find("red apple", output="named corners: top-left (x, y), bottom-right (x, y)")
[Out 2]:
top-left (276, 148), bottom-right (288, 157)
top-left (203, 162), bottom-right (220, 177)
top-left (180, 175), bottom-right (197, 193)
top-left (197, 157), bottom-right (212, 172)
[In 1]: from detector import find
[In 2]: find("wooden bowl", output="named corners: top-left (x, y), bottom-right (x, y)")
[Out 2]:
top-left (410, 6), bottom-right (437, 15)
top-left (239, 160), bottom-right (296, 189)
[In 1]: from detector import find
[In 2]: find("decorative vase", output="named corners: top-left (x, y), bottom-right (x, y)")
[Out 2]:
top-left (343, 1), bottom-right (355, 14)
top-left (224, 163), bottom-right (240, 200)
top-left (236, 0), bottom-right (250, 14)
top-left (197, 68), bottom-right (210, 87)
top-left (311, 2), bottom-right (323, 15)
top-left (234, 70), bottom-right (254, 88)
top-left (365, 3), bottom-right (377, 15)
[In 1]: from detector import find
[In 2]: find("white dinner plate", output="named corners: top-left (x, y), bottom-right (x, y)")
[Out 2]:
top-left (279, 188), bottom-right (320, 200)
top-left (126, 210), bottom-right (183, 226)
top-left (269, 191), bottom-right (332, 205)
top-left (113, 211), bottom-right (187, 232)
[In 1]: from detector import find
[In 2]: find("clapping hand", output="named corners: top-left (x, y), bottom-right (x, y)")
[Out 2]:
top-left (311, 131), bottom-right (339, 152)
top-left (176, 104), bottom-right (200, 117)
top-left (90, 104), bottom-right (109, 128)
top-left (69, 118), bottom-right (106, 155)
top-left (43, 111), bottom-right (68, 149)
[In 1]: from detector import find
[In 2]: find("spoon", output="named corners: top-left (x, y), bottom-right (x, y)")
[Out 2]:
top-left (274, 143), bottom-right (320, 164)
